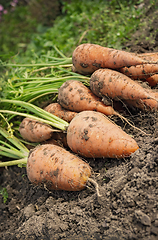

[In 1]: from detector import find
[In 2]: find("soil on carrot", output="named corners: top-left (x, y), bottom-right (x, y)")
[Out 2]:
top-left (0, 3), bottom-right (158, 240)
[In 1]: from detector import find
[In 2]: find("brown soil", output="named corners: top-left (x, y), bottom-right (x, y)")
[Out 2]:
top-left (0, 1), bottom-right (158, 240)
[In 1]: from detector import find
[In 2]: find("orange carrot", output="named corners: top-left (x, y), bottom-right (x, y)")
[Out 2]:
top-left (145, 74), bottom-right (158, 87)
top-left (57, 79), bottom-right (148, 133)
top-left (43, 132), bottom-right (68, 148)
top-left (72, 43), bottom-right (157, 75)
top-left (19, 117), bottom-right (55, 142)
top-left (125, 88), bottom-right (158, 111)
top-left (67, 111), bottom-right (139, 158)
top-left (90, 68), bottom-right (158, 110)
top-left (27, 144), bottom-right (92, 191)
top-left (44, 102), bottom-right (78, 123)
top-left (138, 52), bottom-right (158, 62)
top-left (119, 64), bottom-right (158, 83)
top-left (58, 80), bottom-right (117, 116)
top-left (57, 80), bottom-right (127, 116)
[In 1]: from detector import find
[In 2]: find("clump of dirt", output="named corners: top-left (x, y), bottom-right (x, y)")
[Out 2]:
top-left (0, 1), bottom-right (158, 239)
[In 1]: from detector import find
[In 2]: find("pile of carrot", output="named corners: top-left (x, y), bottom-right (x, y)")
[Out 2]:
top-left (72, 43), bottom-right (158, 111)
top-left (72, 43), bottom-right (158, 85)
top-left (2, 43), bottom-right (158, 195)
top-left (17, 107), bottom-right (139, 195)
top-left (16, 79), bottom-right (140, 194)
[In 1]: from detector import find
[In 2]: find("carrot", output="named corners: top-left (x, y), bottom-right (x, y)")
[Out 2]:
top-left (57, 80), bottom-right (117, 116)
top-left (138, 52), bottom-right (158, 62)
top-left (27, 144), bottom-right (92, 191)
top-left (67, 111), bottom-right (139, 158)
top-left (72, 43), bottom-right (157, 75)
top-left (43, 132), bottom-right (68, 148)
top-left (90, 68), bottom-right (158, 110)
top-left (119, 64), bottom-right (158, 83)
top-left (57, 79), bottom-right (148, 133)
top-left (19, 117), bottom-right (56, 142)
top-left (145, 74), bottom-right (158, 87)
top-left (44, 102), bottom-right (78, 123)
top-left (71, 65), bottom-right (79, 73)
top-left (125, 88), bottom-right (158, 111)
top-left (0, 128), bottom-right (101, 195)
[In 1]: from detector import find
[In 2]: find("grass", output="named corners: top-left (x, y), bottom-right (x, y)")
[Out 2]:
top-left (1, 0), bottom-right (145, 62)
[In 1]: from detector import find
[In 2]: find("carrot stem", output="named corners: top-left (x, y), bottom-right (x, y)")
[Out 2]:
top-left (6, 74), bottom-right (89, 102)
top-left (0, 110), bottom-right (68, 130)
top-left (0, 127), bottom-right (29, 153)
top-left (52, 45), bottom-right (68, 58)
top-left (0, 145), bottom-right (26, 158)
top-left (2, 58), bottom-right (72, 68)
top-left (0, 158), bottom-right (27, 167)
top-left (0, 127), bottom-right (29, 167)
top-left (11, 75), bottom-right (89, 87)
top-left (0, 99), bottom-right (69, 130)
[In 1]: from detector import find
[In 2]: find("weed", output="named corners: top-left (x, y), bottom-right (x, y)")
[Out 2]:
top-left (0, 187), bottom-right (8, 204)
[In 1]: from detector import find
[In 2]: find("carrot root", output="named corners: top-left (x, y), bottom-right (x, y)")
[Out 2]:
top-left (27, 144), bottom-right (92, 191)
top-left (72, 43), bottom-right (158, 75)
top-left (90, 68), bottom-right (158, 109)
top-left (146, 74), bottom-right (158, 87)
top-left (88, 178), bottom-right (101, 197)
top-left (44, 102), bottom-right (78, 123)
top-left (19, 117), bottom-right (55, 142)
top-left (58, 80), bottom-right (117, 116)
top-left (115, 112), bottom-right (148, 135)
top-left (67, 111), bottom-right (139, 159)
top-left (58, 79), bottom-right (147, 133)
top-left (119, 64), bottom-right (158, 83)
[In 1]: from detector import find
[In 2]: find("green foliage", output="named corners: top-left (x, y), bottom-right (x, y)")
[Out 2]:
top-left (1, 0), bottom-right (145, 63)
top-left (0, 187), bottom-right (8, 204)
top-left (25, 0), bottom-right (143, 56)
top-left (0, 5), bottom-right (40, 61)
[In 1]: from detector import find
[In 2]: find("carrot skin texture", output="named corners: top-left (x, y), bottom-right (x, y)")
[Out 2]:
top-left (138, 52), bottom-right (158, 62)
top-left (119, 64), bottom-right (158, 81)
top-left (44, 102), bottom-right (78, 123)
top-left (67, 111), bottom-right (139, 158)
top-left (27, 144), bottom-right (91, 191)
top-left (19, 117), bottom-right (54, 142)
top-left (90, 68), bottom-right (157, 104)
top-left (58, 80), bottom-right (117, 116)
top-left (72, 43), bottom-right (153, 75)
top-left (125, 89), bottom-right (158, 111)
top-left (145, 74), bottom-right (158, 87)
